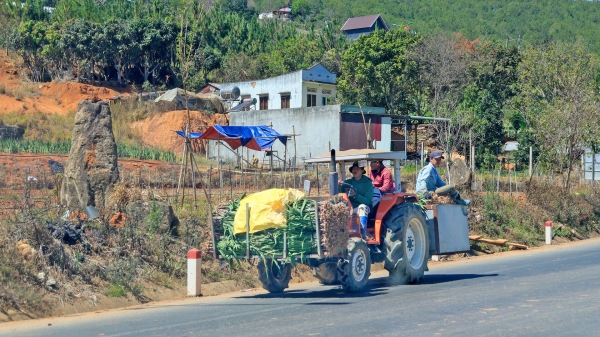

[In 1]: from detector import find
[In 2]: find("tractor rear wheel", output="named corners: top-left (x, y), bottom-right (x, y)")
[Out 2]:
top-left (384, 204), bottom-right (430, 285)
top-left (257, 259), bottom-right (292, 293)
top-left (338, 238), bottom-right (371, 292)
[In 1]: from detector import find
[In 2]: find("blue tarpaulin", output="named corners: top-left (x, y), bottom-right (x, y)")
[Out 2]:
top-left (176, 125), bottom-right (287, 151)
top-left (175, 131), bottom-right (202, 139)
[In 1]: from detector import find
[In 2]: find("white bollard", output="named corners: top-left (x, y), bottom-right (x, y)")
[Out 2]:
top-left (187, 248), bottom-right (202, 297)
top-left (545, 221), bottom-right (552, 245)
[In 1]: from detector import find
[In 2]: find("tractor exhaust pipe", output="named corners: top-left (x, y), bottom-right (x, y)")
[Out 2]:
top-left (329, 149), bottom-right (338, 195)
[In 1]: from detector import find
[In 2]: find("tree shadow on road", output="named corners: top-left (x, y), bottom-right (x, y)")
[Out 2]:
top-left (421, 273), bottom-right (499, 285)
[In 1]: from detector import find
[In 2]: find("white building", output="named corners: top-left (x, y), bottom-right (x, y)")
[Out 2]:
top-left (209, 105), bottom-right (393, 167)
top-left (221, 63), bottom-right (337, 111)
top-left (258, 6), bottom-right (292, 20)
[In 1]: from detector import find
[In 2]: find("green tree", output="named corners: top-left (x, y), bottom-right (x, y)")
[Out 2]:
top-left (130, 17), bottom-right (176, 84)
top-left (16, 20), bottom-right (52, 81)
top-left (104, 20), bottom-right (137, 83)
top-left (518, 41), bottom-right (600, 188)
top-left (291, 0), bottom-right (310, 16)
top-left (467, 43), bottom-right (520, 166)
top-left (338, 29), bottom-right (419, 114)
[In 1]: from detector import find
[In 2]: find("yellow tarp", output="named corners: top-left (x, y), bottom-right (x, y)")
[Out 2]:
top-left (233, 188), bottom-right (306, 234)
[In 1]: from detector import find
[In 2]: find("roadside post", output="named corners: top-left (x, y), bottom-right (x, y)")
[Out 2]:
top-left (187, 248), bottom-right (202, 296)
top-left (545, 221), bottom-right (552, 245)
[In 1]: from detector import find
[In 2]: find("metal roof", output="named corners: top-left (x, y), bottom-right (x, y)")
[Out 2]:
top-left (304, 149), bottom-right (406, 163)
top-left (341, 14), bottom-right (387, 31)
top-left (153, 88), bottom-right (225, 114)
top-left (229, 101), bottom-right (253, 112)
top-left (503, 141), bottom-right (519, 152)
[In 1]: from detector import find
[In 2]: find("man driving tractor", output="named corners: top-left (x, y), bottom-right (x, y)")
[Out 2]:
top-left (339, 161), bottom-right (374, 238)
top-left (417, 150), bottom-right (470, 205)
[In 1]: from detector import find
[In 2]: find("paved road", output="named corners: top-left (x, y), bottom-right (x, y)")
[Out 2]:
top-left (2, 239), bottom-right (600, 337)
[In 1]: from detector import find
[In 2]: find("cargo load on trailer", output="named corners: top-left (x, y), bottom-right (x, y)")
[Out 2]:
top-left (214, 189), bottom-right (351, 262)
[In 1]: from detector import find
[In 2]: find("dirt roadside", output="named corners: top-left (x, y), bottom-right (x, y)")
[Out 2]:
top-left (2, 236), bottom-right (599, 326)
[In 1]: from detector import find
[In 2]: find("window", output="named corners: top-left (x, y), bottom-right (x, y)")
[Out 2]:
top-left (307, 94), bottom-right (317, 107)
top-left (281, 94), bottom-right (290, 109)
top-left (322, 96), bottom-right (328, 106)
top-left (259, 95), bottom-right (269, 110)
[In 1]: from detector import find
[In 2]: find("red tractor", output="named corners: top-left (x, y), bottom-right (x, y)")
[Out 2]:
top-left (212, 149), bottom-right (470, 293)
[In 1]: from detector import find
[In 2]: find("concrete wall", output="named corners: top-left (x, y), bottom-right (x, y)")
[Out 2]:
top-left (209, 104), bottom-right (392, 167)
top-left (222, 64), bottom-right (337, 110)
top-left (377, 117), bottom-right (392, 151)
top-left (301, 82), bottom-right (337, 108)
top-left (222, 71), bottom-right (304, 110)
top-left (344, 27), bottom-right (374, 40)
top-left (301, 64), bottom-right (336, 84)
top-left (209, 105), bottom-right (342, 166)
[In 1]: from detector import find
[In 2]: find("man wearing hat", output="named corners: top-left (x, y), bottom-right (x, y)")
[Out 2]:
top-left (417, 150), bottom-right (446, 195)
top-left (339, 161), bottom-right (374, 238)
top-left (417, 150), bottom-right (470, 205)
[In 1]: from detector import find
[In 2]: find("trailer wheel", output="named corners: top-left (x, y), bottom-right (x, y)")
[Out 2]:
top-left (338, 238), bottom-right (371, 292)
top-left (313, 262), bottom-right (339, 285)
top-left (257, 259), bottom-right (292, 293)
top-left (384, 205), bottom-right (430, 285)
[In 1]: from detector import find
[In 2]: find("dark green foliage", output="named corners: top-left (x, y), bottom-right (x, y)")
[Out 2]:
top-left (285, 0), bottom-right (600, 55)
top-left (337, 29), bottom-right (419, 114)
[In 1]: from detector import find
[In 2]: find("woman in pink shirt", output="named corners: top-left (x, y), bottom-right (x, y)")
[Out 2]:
top-left (369, 160), bottom-right (395, 194)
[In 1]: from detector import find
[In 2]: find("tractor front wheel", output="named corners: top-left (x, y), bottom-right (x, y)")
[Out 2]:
top-left (257, 259), bottom-right (292, 293)
top-left (338, 238), bottom-right (371, 292)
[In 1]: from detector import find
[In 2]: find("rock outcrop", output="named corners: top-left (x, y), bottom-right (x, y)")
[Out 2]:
top-left (61, 100), bottom-right (119, 210)
top-left (0, 121), bottom-right (25, 140)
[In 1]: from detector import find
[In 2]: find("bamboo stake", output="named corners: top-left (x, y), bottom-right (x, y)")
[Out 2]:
top-left (229, 165), bottom-right (233, 200)
top-left (176, 135), bottom-right (188, 203)
top-left (292, 125), bottom-right (297, 189)
top-left (180, 144), bottom-right (189, 207)
top-left (190, 149), bottom-right (198, 209)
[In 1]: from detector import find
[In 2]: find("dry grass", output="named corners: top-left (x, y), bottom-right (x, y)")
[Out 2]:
top-left (5, 83), bottom-right (40, 101)
top-left (0, 196), bottom-right (249, 318)
top-left (107, 182), bottom-right (142, 212)
top-left (0, 110), bottom-right (75, 143)
top-left (464, 179), bottom-right (600, 250)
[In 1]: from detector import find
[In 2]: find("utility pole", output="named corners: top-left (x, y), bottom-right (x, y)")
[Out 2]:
top-left (517, 35), bottom-right (522, 51)
top-left (529, 147), bottom-right (533, 177)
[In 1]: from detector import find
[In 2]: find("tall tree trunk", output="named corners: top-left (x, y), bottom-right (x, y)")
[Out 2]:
top-left (115, 60), bottom-right (122, 83)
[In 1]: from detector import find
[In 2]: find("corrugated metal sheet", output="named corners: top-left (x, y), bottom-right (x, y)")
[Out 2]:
top-left (341, 15), bottom-right (381, 31)
top-left (340, 114), bottom-right (382, 151)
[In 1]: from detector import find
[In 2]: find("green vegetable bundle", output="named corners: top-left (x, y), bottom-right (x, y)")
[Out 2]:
top-left (215, 198), bottom-right (317, 262)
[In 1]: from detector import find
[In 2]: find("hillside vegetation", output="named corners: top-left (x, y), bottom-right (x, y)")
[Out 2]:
top-left (255, 0), bottom-right (600, 54)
